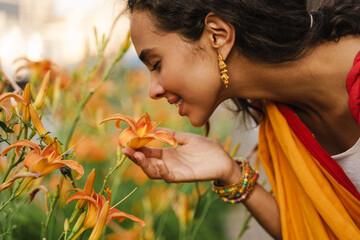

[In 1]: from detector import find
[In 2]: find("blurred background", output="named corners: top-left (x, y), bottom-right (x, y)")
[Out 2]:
top-left (0, 0), bottom-right (132, 74)
top-left (0, 1), bottom-right (271, 239)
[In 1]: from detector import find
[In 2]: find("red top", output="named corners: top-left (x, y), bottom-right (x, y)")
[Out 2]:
top-left (347, 51), bottom-right (360, 126)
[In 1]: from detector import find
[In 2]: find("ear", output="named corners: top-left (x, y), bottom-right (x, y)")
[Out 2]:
top-left (204, 12), bottom-right (235, 60)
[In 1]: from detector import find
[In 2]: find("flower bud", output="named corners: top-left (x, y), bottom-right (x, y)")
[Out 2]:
top-left (72, 212), bottom-right (86, 234)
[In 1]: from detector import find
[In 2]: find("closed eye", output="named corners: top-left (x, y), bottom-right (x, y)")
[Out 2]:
top-left (150, 61), bottom-right (160, 71)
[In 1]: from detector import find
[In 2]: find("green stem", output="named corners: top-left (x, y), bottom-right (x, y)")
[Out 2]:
top-left (236, 210), bottom-right (252, 240)
top-left (16, 124), bottom-right (24, 141)
top-left (1, 150), bottom-right (26, 183)
top-left (179, 224), bottom-right (186, 240)
top-left (68, 227), bottom-right (86, 240)
top-left (0, 179), bottom-right (22, 212)
top-left (190, 193), bottom-right (215, 239)
top-left (1, 153), bottom-right (15, 184)
top-left (0, 225), bottom-right (16, 239)
top-left (11, 112), bottom-right (37, 138)
top-left (69, 208), bottom-right (84, 224)
top-left (64, 48), bottom-right (128, 150)
top-left (23, 125), bottom-right (28, 140)
top-left (57, 232), bottom-right (65, 240)
top-left (43, 176), bottom-right (64, 238)
top-left (155, 208), bottom-right (170, 240)
top-left (99, 154), bottom-right (127, 195)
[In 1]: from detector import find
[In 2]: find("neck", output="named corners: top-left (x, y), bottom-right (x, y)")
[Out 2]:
top-left (226, 36), bottom-right (360, 115)
top-left (223, 37), bottom-right (360, 155)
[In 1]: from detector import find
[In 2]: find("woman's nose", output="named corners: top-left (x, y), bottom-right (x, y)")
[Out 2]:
top-left (148, 78), bottom-right (165, 99)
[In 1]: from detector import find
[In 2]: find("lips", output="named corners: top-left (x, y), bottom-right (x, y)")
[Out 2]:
top-left (167, 97), bottom-right (184, 116)
top-left (175, 99), bottom-right (183, 107)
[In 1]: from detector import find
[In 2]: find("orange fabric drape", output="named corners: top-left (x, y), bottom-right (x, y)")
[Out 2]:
top-left (258, 102), bottom-right (360, 240)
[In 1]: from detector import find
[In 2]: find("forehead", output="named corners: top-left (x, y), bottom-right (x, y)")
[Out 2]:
top-left (130, 11), bottom-right (162, 54)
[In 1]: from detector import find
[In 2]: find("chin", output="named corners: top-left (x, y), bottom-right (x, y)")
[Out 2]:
top-left (187, 113), bottom-right (209, 128)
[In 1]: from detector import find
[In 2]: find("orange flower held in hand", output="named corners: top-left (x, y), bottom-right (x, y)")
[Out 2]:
top-left (100, 113), bottom-right (177, 149)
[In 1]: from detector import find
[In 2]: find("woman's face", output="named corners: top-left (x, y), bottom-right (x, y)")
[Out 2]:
top-left (130, 11), bottom-right (226, 127)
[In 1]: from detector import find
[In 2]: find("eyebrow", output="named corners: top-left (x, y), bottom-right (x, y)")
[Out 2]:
top-left (139, 48), bottom-right (156, 65)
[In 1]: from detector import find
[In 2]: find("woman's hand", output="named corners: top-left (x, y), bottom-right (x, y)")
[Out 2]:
top-left (122, 129), bottom-right (241, 184)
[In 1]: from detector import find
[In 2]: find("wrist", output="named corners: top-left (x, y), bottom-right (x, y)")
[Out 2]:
top-left (212, 158), bottom-right (259, 204)
top-left (218, 159), bottom-right (242, 185)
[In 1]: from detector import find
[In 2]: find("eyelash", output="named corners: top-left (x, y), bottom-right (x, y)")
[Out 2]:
top-left (151, 61), bottom-right (160, 71)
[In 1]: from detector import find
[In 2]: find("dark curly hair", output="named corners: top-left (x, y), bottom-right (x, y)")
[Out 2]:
top-left (127, 0), bottom-right (360, 124)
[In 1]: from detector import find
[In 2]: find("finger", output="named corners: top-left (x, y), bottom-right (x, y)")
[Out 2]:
top-left (155, 128), bottom-right (194, 145)
top-left (122, 147), bottom-right (135, 156)
top-left (134, 152), bottom-right (162, 179)
top-left (123, 147), bottom-right (162, 179)
top-left (157, 160), bottom-right (176, 183)
top-left (123, 146), bottom-right (164, 159)
top-left (137, 146), bottom-right (163, 159)
top-left (121, 147), bottom-right (139, 164)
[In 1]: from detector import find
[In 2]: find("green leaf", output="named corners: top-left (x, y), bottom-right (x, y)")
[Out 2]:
top-left (0, 121), bottom-right (14, 133)
top-left (8, 120), bottom-right (19, 128)
top-left (23, 120), bottom-right (32, 128)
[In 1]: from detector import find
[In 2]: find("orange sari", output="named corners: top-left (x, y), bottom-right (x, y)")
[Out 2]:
top-left (258, 102), bottom-right (360, 240)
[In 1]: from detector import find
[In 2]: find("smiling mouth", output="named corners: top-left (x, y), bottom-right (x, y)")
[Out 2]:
top-left (175, 99), bottom-right (183, 107)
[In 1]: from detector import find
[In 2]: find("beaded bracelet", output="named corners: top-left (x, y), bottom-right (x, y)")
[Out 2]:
top-left (212, 157), bottom-right (259, 204)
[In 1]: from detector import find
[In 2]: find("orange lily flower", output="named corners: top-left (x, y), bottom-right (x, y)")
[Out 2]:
top-left (67, 185), bottom-right (145, 240)
top-left (14, 57), bottom-right (57, 82)
top-left (0, 92), bottom-right (27, 121)
top-left (0, 139), bottom-right (84, 191)
top-left (100, 113), bottom-right (177, 149)
top-left (68, 169), bottom-right (96, 223)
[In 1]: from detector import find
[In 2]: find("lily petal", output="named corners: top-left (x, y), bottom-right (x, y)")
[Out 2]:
top-left (135, 113), bottom-right (157, 137)
top-left (107, 208), bottom-right (145, 227)
top-left (28, 157), bottom-right (48, 173)
top-left (38, 159), bottom-right (84, 180)
top-left (83, 169), bottom-right (96, 195)
top-left (40, 144), bottom-right (57, 160)
top-left (66, 191), bottom-right (99, 207)
top-left (118, 128), bottom-right (137, 148)
top-left (0, 92), bottom-right (27, 105)
top-left (1, 139), bottom-right (41, 157)
top-left (100, 114), bottom-right (136, 131)
top-left (83, 199), bottom-right (99, 229)
top-left (88, 201), bottom-right (110, 240)
top-left (127, 136), bottom-right (154, 149)
top-left (76, 169), bottom-right (96, 210)
top-left (148, 130), bottom-right (178, 147)
top-left (0, 102), bottom-right (13, 121)
top-left (29, 104), bottom-right (53, 145)
top-left (22, 84), bottom-right (31, 121)
top-left (33, 70), bottom-right (51, 110)
top-left (0, 172), bottom-right (40, 191)
top-left (24, 151), bottom-right (44, 169)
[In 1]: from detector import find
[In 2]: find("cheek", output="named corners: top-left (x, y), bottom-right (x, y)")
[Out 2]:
top-left (161, 51), bottom-right (220, 98)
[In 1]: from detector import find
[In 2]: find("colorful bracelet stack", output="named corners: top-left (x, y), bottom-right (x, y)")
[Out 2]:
top-left (212, 158), bottom-right (259, 204)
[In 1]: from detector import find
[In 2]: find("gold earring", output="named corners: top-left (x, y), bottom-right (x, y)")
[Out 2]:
top-left (218, 54), bottom-right (229, 88)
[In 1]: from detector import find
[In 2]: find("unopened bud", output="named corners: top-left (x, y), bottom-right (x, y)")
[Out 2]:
top-left (64, 218), bottom-right (70, 232)
top-left (72, 212), bottom-right (86, 234)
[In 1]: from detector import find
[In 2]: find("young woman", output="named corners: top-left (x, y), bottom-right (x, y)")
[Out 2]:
top-left (122, 0), bottom-right (360, 239)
